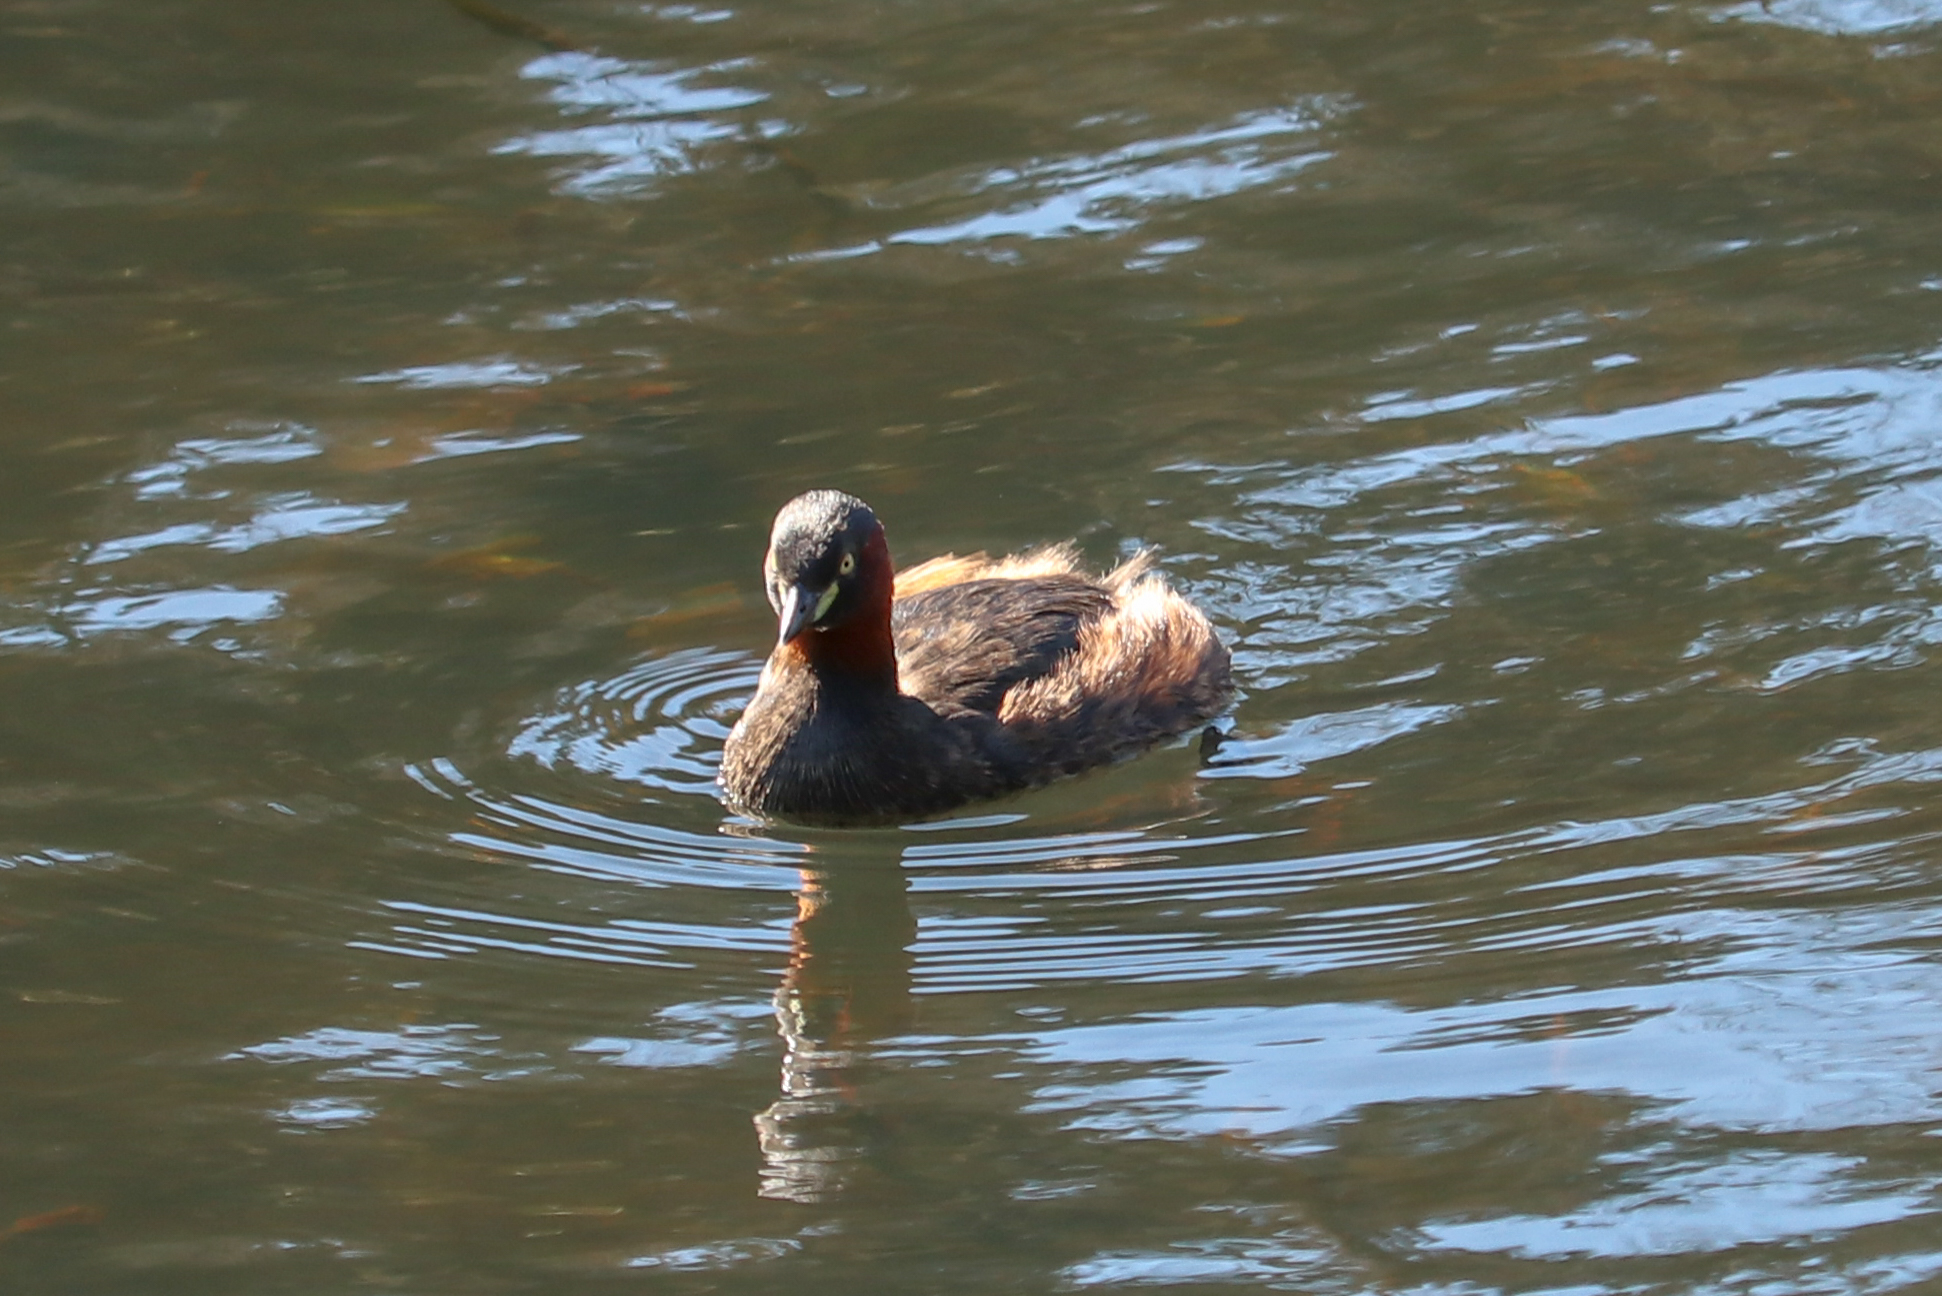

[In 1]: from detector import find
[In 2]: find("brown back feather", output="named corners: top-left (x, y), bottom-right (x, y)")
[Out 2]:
top-left (889, 545), bottom-right (1228, 764)
top-left (893, 574), bottom-right (1112, 715)
top-left (893, 544), bottom-right (1085, 598)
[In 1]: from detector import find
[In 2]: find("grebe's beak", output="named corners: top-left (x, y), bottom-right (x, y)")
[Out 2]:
top-left (775, 580), bottom-right (842, 647)
top-left (775, 583), bottom-right (814, 647)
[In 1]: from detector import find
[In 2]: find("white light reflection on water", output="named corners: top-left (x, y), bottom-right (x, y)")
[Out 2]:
top-left (999, 929), bottom-right (1942, 1271)
top-left (1201, 700), bottom-right (1461, 780)
top-left (235, 1024), bottom-right (495, 1080)
top-left (273, 1097), bottom-right (378, 1131)
top-left (84, 495), bottom-right (406, 563)
top-left (625, 1235), bottom-right (805, 1271)
top-left (352, 357), bottom-right (573, 388)
top-left (1171, 348), bottom-right (1942, 691)
top-left (885, 103), bottom-right (1342, 245)
top-left (762, 99), bottom-right (1351, 267)
top-left (1362, 384), bottom-right (1532, 423)
top-left (124, 423), bottom-right (321, 499)
top-left (496, 51), bottom-right (767, 196)
top-left (515, 297), bottom-right (682, 330)
top-left (1018, 924), bottom-right (1942, 1141)
top-left (1185, 349), bottom-right (1942, 527)
top-left (0, 421), bottom-right (422, 653)
top-left (35, 586), bottom-right (287, 640)
top-left (1420, 1152), bottom-right (1933, 1258)
top-left (1718, 0), bottom-right (1942, 34)
top-left (1062, 1234), bottom-right (1341, 1289)
top-left (411, 429), bottom-right (583, 462)
top-left (573, 999), bottom-right (771, 1068)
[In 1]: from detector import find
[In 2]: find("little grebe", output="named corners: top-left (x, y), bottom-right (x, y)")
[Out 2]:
top-left (719, 490), bottom-right (1232, 823)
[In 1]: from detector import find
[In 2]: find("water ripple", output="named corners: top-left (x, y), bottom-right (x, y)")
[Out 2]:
top-left (883, 102), bottom-right (1344, 246)
top-left (505, 646), bottom-right (760, 794)
top-left (497, 51), bottom-right (766, 196)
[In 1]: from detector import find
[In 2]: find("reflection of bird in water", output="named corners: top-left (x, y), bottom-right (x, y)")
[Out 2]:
top-left (721, 490), bottom-right (1232, 824)
top-left (754, 861), bottom-right (914, 1203)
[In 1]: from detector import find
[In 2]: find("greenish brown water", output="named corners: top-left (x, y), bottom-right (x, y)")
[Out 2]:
top-left (8, 0), bottom-right (1942, 1290)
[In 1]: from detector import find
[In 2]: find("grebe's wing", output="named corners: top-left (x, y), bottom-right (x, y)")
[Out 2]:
top-left (893, 575), bottom-right (1112, 716)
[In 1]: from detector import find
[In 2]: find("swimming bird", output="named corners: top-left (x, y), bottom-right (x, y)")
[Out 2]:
top-left (719, 490), bottom-right (1232, 824)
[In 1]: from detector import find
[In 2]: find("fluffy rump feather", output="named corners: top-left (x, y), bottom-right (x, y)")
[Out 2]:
top-left (995, 572), bottom-right (1229, 772)
top-left (892, 547), bottom-right (1227, 774)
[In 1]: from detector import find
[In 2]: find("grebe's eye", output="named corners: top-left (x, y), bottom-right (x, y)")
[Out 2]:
top-left (838, 552), bottom-right (856, 576)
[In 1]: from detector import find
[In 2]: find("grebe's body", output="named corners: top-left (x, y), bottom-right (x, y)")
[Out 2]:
top-left (719, 491), bottom-right (1231, 824)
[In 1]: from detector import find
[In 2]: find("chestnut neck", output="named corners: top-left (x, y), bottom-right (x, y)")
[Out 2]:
top-left (793, 529), bottom-right (898, 694)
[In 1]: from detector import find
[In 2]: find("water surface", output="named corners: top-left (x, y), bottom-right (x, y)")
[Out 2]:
top-left (7, 0), bottom-right (1942, 1290)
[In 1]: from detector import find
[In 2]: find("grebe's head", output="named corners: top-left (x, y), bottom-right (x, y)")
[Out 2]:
top-left (762, 490), bottom-right (891, 647)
